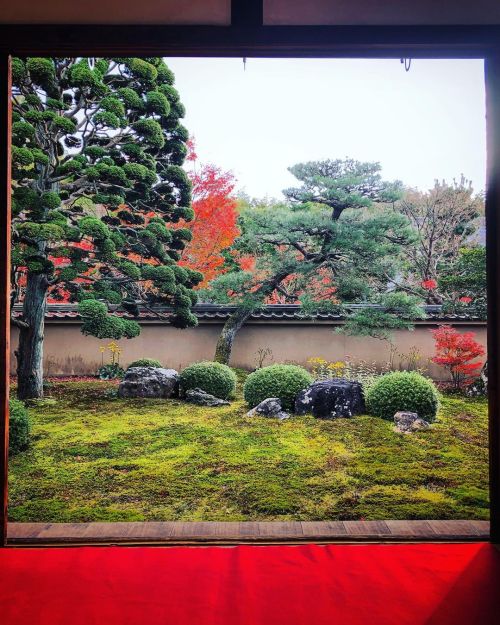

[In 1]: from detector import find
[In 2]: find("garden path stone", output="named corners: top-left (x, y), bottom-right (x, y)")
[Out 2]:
top-left (118, 367), bottom-right (179, 399)
top-left (246, 397), bottom-right (290, 420)
top-left (295, 378), bottom-right (365, 419)
top-left (393, 411), bottom-right (430, 433)
top-left (185, 388), bottom-right (230, 407)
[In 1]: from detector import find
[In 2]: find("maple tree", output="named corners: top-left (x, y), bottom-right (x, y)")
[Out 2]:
top-left (178, 144), bottom-right (239, 287)
top-left (431, 324), bottom-right (485, 390)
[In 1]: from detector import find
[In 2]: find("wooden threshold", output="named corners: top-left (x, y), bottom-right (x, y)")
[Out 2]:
top-left (6, 520), bottom-right (490, 546)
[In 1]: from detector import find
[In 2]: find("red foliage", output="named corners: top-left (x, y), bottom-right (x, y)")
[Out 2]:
top-left (431, 324), bottom-right (485, 389)
top-left (459, 296), bottom-right (473, 304)
top-left (421, 279), bottom-right (438, 290)
top-left (178, 140), bottom-right (240, 287)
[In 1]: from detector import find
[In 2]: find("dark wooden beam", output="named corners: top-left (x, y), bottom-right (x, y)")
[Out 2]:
top-left (0, 24), bottom-right (499, 58)
top-left (231, 0), bottom-right (263, 27)
top-left (0, 55), bottom-right (11, 547)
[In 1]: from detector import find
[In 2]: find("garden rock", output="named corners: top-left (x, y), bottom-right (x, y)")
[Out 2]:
top-left (466, 361), bottom-right (488, 397)
top-left (185, 388), bottom-right (230, 407)
top-left (295, 379), bottom-right (365, 419)
top-left (246, 398), bottom-right (290, 420)
top-left (118, 367), bottom-right (179, 399)
top-left (393, 411), bottom-right (430, 434)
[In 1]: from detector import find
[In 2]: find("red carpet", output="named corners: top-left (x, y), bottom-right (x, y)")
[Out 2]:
top-left (1, 543), bottom-right (499, 625)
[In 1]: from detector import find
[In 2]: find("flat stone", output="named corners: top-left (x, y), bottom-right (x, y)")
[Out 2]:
top-left (246, 398), bottom-right (290, 420)
top-left (295, 378), bottom-right (365, 419)
top-left (118, 367), bottom-right (179, 399)
top-left (185, 388), bottom-right (230, 407)
top-left (393, 411), bottom-right (430, 433)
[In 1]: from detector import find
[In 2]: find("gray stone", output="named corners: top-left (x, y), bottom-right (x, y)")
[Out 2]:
top-left (185, 388), bottom-right (230, 407)
top-left (295, 378), bottom-right (365, 419)
top-left (118, 367), bottom-right (179, 399)
top-left (393, 411), bottom-right (430, 434)
top-left (466, 361), bottom-right (488, 397)
top-left (246, 398), bottom-right (290, 420)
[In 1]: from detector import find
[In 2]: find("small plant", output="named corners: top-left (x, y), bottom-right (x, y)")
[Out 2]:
top-left (180, 361), bottom-right (237, 399)
top-left (307, 356), bottom-right (388, 389)
top-left (244, 364), bottom-right (313, 410)
top-left (127, 358), bottom-right (162, 369)
top-left (9, 398), bottom-right (30, 455)
top-left (366, 371), bottom-right (439, 421)
top-left (98, 363), bottom-right (125, 380)
top-left (431, 325), bottom-right (485, 390)
top-left (97, 341), bottom-right (125, 380)
top-left (254, 347), bottom-right (273, 369)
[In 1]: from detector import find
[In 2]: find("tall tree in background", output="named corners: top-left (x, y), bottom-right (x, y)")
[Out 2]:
top-left (178, 140), bottom-right (239, 287)
top-left (395, 177), bottom-right (483, 303)
top-left (206, 159), bottom-right (424, 364)
top-left (11, 57), bottom-right (202, 399)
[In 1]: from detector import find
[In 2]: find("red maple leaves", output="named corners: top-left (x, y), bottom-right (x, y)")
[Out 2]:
top-left (178, 141), bottom-right (240, 288)
top-left (431, 324), bottom-right (485, 389)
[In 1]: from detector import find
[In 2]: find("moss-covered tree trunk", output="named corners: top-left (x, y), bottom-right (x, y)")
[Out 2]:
top-left (214, 309), bottom-right (252, 365)
top-left (16, 273), bottom-right (48, 400)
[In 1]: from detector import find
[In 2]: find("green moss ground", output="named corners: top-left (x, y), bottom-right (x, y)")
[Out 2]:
top-left (8, 377), bottom-right (489, 522)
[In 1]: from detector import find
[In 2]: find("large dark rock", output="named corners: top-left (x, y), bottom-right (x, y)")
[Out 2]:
top-left (295, 378), bottom-right (365, 419)
top-left (393, 411), bottom-right (430, 433)
top-left (246, 397), bottom-right (290, 420)
top-left (185, 388), bottom-right (230, 407)
top-left (118, 367), bottom-right (179, 399)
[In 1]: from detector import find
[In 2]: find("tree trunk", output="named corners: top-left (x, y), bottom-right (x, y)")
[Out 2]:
top-left (214, 309), bottom-right (252, 365)
top-left (16, 273), bottom-right (48, 400)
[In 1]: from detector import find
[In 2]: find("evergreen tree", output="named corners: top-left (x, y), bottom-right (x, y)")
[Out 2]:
top-left (206, 159), bottom-right (424, 364)
top-left (11, 57), bottom-right (202, 399)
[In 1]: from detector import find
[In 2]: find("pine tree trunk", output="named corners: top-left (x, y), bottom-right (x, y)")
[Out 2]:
top-left (214, 309), bottom-right (252, 365)
top-left (16, 273), bottom-right (48, 400)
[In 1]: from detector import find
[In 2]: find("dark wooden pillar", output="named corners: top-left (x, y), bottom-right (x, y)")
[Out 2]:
top-left (0, 54), bottom-right (11, 546)
top-left (485, 55), bottom-right (500, 544)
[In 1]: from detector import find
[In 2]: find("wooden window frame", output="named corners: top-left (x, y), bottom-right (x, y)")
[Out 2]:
top-left (1, 1), bottom-right (499, 546)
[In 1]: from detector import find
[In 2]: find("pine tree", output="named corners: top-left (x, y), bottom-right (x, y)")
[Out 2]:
top-left (11, 57), bottom-right (202, 399)
top-left (206, 159), bottom-right (424, 364)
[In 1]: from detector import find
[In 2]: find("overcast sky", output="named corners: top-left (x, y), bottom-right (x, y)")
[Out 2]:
top-left (166, 58), bottom-right (486, 200)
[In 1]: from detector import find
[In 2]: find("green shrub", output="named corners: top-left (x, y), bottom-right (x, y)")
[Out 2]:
top-left (180, 361), bottom-right (237, 399)
top-left (9, 399), bottom-right (30, 455)
top-left (366, 371), bottom-right (439, 421)
top-left (244, 364), bottom-right (313, 410)
top-left (97, 363), bottom-right (125, 380)
top-left (127, 358), bottom-right (162, 369)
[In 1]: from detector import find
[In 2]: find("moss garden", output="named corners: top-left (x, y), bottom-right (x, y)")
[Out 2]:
top-left (8, 371), bottom-right (488, 523)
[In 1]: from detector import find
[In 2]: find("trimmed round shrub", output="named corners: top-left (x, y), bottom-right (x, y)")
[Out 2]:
top-left (365, 371), bottom-right (439, 421)
top-left (127, 358), bottom-right (162, 369)
top-left (9, 399), bottom-right (31, 455)
top-left (180, 361), bottom-right (237, 400)
top-left (244, 364), bottom-right (313, 411)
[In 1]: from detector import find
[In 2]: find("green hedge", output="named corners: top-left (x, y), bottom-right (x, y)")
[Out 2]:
top-left (244, 364), bottom-right (313, 411)
top-left (127, 358), bottom-right (162, 369)
top-left (180, 361), bottom-right (237, 399)
top-left (9, 398), bottom-right (30, 455)
top-left (366, 371), bottom-right (439, 421)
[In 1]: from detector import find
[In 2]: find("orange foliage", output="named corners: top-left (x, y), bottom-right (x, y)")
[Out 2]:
top-left (179, 144), bottom-right (240, 287)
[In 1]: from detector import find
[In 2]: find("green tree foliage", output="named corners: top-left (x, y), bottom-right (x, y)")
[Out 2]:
top-left (11, 57), bottom-right (202, 398)
top-left (439, 247), bottom-right (487, 319)
top-left (207, 159), bottom-right (425, 364)
top-left (395, 178), bottom-right (483, 303)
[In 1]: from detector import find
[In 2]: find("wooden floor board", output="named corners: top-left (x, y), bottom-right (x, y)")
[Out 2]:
top-left (6, 520), bottom-right (490, 545)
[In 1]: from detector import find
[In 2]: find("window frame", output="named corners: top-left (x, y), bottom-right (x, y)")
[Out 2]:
top-left (1, 7), bottom-right (499, 546)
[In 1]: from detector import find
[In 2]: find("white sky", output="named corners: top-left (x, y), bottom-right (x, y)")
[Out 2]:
top-left (166, 58), bottom-right (486, 199)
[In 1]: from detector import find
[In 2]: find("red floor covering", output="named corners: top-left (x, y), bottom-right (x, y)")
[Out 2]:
top-left (1, 543), bottom-right (499, 625)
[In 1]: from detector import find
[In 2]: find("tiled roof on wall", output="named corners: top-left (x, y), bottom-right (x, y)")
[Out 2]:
top-left (11, 303), bottom-right (485, 323)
